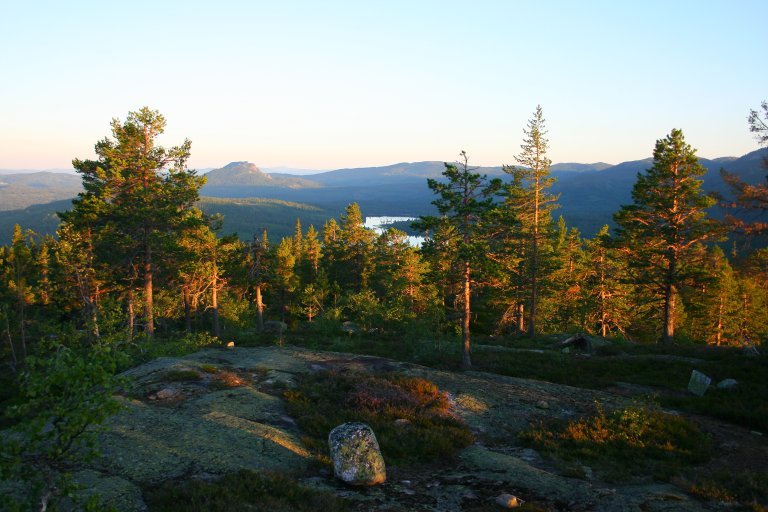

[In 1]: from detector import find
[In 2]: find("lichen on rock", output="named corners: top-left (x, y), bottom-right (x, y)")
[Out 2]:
top-left (328, 422), bottom-right (386, 486)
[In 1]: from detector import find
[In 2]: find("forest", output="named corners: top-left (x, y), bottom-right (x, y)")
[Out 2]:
top-left (1, 105), bottom-right (768, 510)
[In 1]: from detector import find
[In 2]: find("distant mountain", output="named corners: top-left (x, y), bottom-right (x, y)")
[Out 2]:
top-left (0, 168), bottom-right (76, 175)
top-left (1, 149), bottom-right (765, 244)
top-left (203, 162), bottom-right (321, 189)
top-left (0, 172), bottom-right (82, 211)
top-left (262, 166), bottom-right (324, 176)
top-left (550, 162), bottom-right (612, 173)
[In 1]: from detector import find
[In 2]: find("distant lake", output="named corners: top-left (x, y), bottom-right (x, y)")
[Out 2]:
top-left (364, 216), bottom-right (425, 248)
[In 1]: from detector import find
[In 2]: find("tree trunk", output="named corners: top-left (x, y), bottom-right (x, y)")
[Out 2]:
top-left (144, 245), bottom-right (154, 337)
top-left (211, 260), bottom-right (220, 338)
top-left (255, 285), bottom-right (264, 332)
top-left (183, 286), bottom-right (192, 333)
top-left (127, 288), bottom-right (135, 340)
top-left (661, 255), bottom-right (677, 344)
top-left (462, 260), bottom-right (472, 369)
top-left (4, 311), bottom-right (16, 369)
top-left (516, 302), bottom-right (525, 334)
top-left (715, 296), bottom-right (724, 346)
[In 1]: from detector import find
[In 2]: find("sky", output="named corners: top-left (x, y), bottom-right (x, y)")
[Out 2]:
top-left (1, 0), bottom-right (766, 171)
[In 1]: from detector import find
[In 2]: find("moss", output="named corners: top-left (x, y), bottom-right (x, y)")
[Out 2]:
top-left (143, 470), bottom-right (348, 512)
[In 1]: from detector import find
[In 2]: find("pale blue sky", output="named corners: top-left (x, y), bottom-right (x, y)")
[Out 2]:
top-left (1, 0), bottom-right (765, 170)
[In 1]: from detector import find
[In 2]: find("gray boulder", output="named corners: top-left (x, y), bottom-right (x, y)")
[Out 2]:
top-left (328, 422), bottom-right (386, 486)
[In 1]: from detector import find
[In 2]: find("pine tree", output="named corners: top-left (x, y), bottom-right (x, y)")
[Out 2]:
top-left (338, 203), bottom-right (376, 291)
top-left (503, 106), bottom-right (559, 338)
top-left (246, 230), bottom-right (271, 332)
top-left (614, 129), bottom-right (723, 344)
top-left (415, 151), bottom-right (501, 368)
top-left (63, 108), bottom-right (205, 337)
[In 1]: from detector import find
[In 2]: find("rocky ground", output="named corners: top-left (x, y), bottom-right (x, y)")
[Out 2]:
top-left (75, 346), bottom-right (767, 511)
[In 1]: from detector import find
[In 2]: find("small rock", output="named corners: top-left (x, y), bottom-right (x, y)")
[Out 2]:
top-left (716, 378), bottom-right (738, 390)
top-left (535, 400), bottom-right (550, 410)
top-left (751, 430), bottom-right (763, 436)
top-left (394, 418), bottom-right (411, 427)
top-left (225, 341), bottom-right (235, 348)
top-left (495, 493), bottom-right (523, 508)
top-left (687, 370), bottom-right (711, 396)
top-left (155, 387), bottom-right (179, 400)
top-left (328, 422), bottom-right (386, 486)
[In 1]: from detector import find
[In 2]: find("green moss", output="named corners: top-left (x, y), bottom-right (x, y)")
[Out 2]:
top-left (143, 470), bottom-right (348, 512)
top-left (284, 371), bottom-right (473, 466)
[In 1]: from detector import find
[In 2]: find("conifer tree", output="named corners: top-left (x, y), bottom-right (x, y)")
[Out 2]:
top-left (416, 151), bottom-right (501, 368)
top-left (614, 129), bottom-right (723, 344)
top-left (64, 107), bottom-right (205, 337)
top-left (338, 203), bottom-right (376, 291)
top-left (246, 230), bottom-right (271, 332)
top-left (503, 106), bottom-right (559, 338)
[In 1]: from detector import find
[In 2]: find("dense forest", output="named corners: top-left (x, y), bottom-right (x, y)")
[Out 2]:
top-left (2, 106), bottom-right (766, 359)
top-left (1, 105), bottom-right (768, 509)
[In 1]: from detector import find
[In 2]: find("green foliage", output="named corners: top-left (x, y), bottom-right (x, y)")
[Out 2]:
top-left (614, 129), bottom-right (724, 343)
top-left (143, 470), bottom-right (348, 512)
top-left (0, 342), bottom-right (124, 510)
top-left (283, 371), bottom-right (473, 466)
top-left (520, 403), bottom-right (712, 481)
top-left (121, 332), bottom-right (220, 367)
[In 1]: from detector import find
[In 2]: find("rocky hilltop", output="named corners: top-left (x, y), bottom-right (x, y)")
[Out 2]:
top-left (65, 346), bottom-right (766, 511)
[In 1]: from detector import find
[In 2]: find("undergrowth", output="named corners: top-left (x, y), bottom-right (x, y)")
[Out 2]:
top-left (283, 371), bottom-right (473, 466)
top-left (519, 403), bottom-right (712, 482)
top-left (143, 470), bottom-right (348, 512)
top-left (687, 470), bottom-right (768, 510)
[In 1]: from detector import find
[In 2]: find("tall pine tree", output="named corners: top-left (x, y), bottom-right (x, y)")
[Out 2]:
top-left (614, 129), bottom-right (722, 344)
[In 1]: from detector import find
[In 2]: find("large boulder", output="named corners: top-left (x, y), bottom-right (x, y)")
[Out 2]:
top-left (328, 422), bottom-right (386, 486)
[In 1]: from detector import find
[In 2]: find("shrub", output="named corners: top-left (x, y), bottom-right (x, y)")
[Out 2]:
top-left (143, 470), bottom-right (348, 512)
top-left (284, 371), bottom-right (473, 466)
top-left (520, 403), bottom-right (712, 482)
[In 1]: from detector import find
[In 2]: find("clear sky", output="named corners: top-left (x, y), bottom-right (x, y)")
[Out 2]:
top-left (1, 0), bottom-right (766, 171)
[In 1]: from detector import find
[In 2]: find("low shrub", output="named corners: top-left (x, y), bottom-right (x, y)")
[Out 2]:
top-left (520, 403), bottom-right (712, 482)
top-left (143, 470), bottom-right (348, 512)
top-left (688, 470), bottom-right (768, 510)
top-left (284, 371), bottom-right (473, 466)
